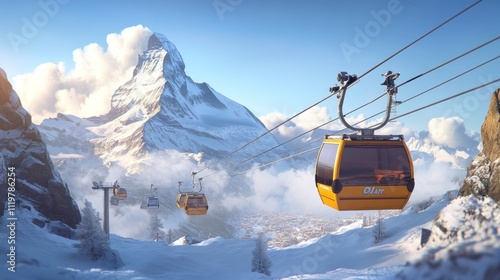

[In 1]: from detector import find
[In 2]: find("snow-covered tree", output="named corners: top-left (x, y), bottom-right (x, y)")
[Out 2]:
top-left (362, 215), bottom-right (369, 227)
top-left (75, 200), bottom-right (110, 260)
top-left (167, 229), bottom-right (174, 244)
top-left (149, 214), bottom-right (166, 242)
top-left (372, 211), bottom-right (389, 243)
top-left (251, 233), bottom-right (272, 276)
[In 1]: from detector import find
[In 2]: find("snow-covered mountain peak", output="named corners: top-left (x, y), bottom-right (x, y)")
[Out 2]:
top-left (110, 32), bottom-right (226, 120)
top-left (146, 32), bottom-right (185, 71)
top-left (111, 34), bottom-right (174, 115)
top-left (41, 31), bottom-right (287, 174)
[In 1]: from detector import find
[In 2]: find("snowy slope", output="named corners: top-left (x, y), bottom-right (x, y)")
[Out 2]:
top-left (1, 194), bottom-right (458, 280)
top-left (397, 195), bottom-right (500, 279)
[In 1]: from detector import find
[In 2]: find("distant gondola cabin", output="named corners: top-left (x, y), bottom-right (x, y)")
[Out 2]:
top-left (147, 197), bottom-right (160, 208)
top-left (110, 195), bottom-right (119, 206)
top-left (116, 188), bottom-right (127, 200)
top-left (315, 135), bottom-right (414, 211)
top-left (184, 194), bottom-right (208, 215)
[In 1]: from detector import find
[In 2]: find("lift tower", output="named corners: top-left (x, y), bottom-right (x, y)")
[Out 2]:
top-left (91, 180), bottom-right (121, 239)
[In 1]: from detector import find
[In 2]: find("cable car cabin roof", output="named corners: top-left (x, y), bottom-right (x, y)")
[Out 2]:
top-left (315, 136), bottom-right (414, 211)
top-left (184, 194), bottom-right (208, 216)
top-left (326, 133), bottom-right (405, 141)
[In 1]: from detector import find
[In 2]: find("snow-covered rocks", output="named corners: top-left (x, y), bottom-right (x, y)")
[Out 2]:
top-left (397, 195), bottom-right (500, 279)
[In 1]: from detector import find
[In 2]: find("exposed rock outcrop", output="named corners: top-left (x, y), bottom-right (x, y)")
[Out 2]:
top-left (459, 88), bottom-right (500, 202)
top-left (0, 68), bottom-right (81, 234)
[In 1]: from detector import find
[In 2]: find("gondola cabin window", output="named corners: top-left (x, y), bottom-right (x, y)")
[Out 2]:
top-left (316, 143), bottom-right (339, 186)
top-left (339, 144), bottom-right (411, 186)
top-left (187, 195), bottom-right (207, 208)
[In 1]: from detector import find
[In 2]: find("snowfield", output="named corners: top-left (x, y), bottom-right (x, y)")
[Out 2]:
top-left (5, 193), bottom-right (494, 280)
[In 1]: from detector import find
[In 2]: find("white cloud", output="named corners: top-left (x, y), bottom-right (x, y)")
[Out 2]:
top-left (375, 120), bottom-right (417, 140)
top-left (221, 165), bottom-right (336, 216)
top-left (109, 204), bottom-right (151, 239)
top-left (409, 161), bottom-right (463, 203)
top-left (259, 106), bottom-right (420, 146)
top-left (259, 106), bottom-right (342, 142)
top-left (428, 117), bottom-right (476, 148)
top-left (13, 25), bottom-right (152, 124)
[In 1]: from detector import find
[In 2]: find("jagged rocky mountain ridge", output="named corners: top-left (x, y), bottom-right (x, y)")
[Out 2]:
top-left (0, 68), bottom-right (81, 235)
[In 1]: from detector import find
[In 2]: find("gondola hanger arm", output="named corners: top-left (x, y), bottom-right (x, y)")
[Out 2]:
top-left (334, 71), bottom-right (398, 136)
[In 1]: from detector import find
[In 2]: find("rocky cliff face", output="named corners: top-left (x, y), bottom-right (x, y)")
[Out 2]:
top-left (459, 88), bottom-right (500, 201)
top-left (0, 68), bottom-right (81, 235)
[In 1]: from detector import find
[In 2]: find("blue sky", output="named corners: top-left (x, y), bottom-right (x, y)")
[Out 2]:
top-left (0, 0), bottom-right (499, 133)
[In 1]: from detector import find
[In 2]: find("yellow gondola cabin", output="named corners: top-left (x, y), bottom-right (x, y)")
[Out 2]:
top-left (315, 134), bottom-right (414, 211)
top-left (115, 188), bottom-right (127, 200)
top-left (184, 194), bottom-right (208, 215)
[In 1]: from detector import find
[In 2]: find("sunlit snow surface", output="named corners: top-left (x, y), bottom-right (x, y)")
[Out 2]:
top-left (0, 196), bottom-right (467, 280)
